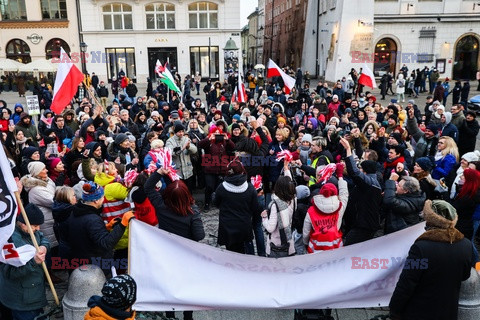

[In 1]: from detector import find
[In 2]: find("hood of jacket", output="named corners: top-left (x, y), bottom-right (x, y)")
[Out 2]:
top-left (52, 201), bottom-right (75, 222)
top-left (94, 172), bottom-right (115, 187)
top-left (72, 201), bottom-right (102, 218)
top-left (20, 175), bottom-right (48, 191)
top-left (312, 194), bottom-right (341, 214)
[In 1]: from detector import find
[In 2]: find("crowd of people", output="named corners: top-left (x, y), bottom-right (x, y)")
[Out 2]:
top-left (0, 65), bottom-right (480, 320)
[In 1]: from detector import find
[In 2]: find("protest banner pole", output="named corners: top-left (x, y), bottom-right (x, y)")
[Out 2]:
top-left (14, 191), bottom-right (60, 306)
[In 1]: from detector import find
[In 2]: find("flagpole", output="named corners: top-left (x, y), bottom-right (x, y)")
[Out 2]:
top-left (14, 191), bottom-right (60, 306)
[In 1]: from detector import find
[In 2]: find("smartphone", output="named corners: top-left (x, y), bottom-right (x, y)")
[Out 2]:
top-left (9, 120), bottom-right (14, 126)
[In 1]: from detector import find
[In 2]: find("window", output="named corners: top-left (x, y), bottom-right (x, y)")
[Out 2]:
top-left (0, 0), bottom-right (26, 20)
top-left (40, 0), bottom-right (67, 19)
top-left (146, 2), bottom-right (175, 29)
top-left (418, 27), bottom-right (436, 62)
top-left (190, 46), bottom-right (219, 79)
top-left (102, 3), bottom-right (132, 30)
top-left (106, 48), bottom-right (136, 80)
top-left (45, 38), bottom-right (70, 59)
top-left (188, 1), bottom-right (218, 29)
top-left (6, 39), bottom-right (31, 63)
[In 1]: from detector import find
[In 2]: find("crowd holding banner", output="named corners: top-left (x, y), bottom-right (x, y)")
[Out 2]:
top-left (0, 53), bottom-right (479, 320)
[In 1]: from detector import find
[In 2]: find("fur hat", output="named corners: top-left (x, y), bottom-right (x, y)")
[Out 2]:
top-left (101, 274), bottom-right (137, 310)
top-left (82, 182), bottom-right (104, 202)
top-left (422, 200), bottom-right (457, 229)
top-left (18, 203), bottom-right (44, 225)
top-left (28, 161), bottom-right (46, 177)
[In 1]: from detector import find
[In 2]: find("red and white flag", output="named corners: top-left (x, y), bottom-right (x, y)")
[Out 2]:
top-left (51, 47), bottom-right (84, 114)
top-left (358, 63), bottom-right (377, 89)
top-left (0, 146), bottom-right (36, 267)
top-left (232, 73), bottom-right (248, 103)
top-left (266, 59), bottom-right (296, 94)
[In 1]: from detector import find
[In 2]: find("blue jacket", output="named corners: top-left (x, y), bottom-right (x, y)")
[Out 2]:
top-left (432, 154), bottom-right (457, 180)
top-left (0, 227), bottom-right (50, 311)
top-left (441, 123), bottom-right (459, 143)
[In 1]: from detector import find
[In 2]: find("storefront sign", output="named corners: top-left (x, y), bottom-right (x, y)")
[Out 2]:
top-left (27, 34), bottom-right (43, 45)
top-left (155, 38), bottom-right (168, 42)
top-left (25, 95), bottom-right (40, 116)
top-left (350, 32), bottom-right (373, 56)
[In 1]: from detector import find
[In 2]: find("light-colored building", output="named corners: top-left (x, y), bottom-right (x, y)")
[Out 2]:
top-left (303, 0), bottom-right (480, 82)
top-left (78, 0), bottom-right (241, 83)
top-left (0, 0), bottom-right (80, 67)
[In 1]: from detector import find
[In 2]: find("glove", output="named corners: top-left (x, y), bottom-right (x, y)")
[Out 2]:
top-left (105, 218), bottom-right (120, 231)
top-left (121, 211), bottom-right (135, 227)
top-left (335, 163), bottom-right (345, 178)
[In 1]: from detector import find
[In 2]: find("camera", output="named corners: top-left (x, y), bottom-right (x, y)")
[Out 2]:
top-left (173, 147), bottom-right (181, 154)
top-left (215, 134), bottom-right (225, 143)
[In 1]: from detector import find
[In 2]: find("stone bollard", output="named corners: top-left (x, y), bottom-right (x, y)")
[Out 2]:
top-left (62, 265), bottom-right (106, 320)
top-left (458, 267), bottom-right (480, 320)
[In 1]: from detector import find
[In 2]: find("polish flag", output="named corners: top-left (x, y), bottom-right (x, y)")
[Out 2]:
top-left (235, 73), bottom-right (248, 102)
top-left (266, 59), bottom-right (296, 94)
top-left (51, 47), bottom-right (84, 114)
top-left (358, 63), bottom-right (377, 89)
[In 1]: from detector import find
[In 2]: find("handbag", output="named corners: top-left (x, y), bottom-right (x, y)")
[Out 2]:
top-left (268, 200), bottom-right (294, 258)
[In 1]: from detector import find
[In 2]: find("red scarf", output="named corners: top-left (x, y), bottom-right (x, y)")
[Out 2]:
top-left (384, 156), bottom-right (405, 169)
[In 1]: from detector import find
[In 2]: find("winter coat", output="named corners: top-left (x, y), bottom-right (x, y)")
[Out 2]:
top-left (20, 175), bottom-right (58, 247)
top-left (67, 202), bottom-right (126, 263)
top-left (86, 296), bottom-right (135, 320)
top-left (165, 135), bottom-right (197, 179)
top-left (383, 180), bottom-right (426, 234)
top-left (452, 189), bottom-right (480, 240)
top-left (52, 201), bottom-right (74, 259)
top-left (458, 119), bottom-right (480, 156)
top-left (107, 143), bottom-right (137, 165)
top-left (432, 154), bottom-right (457, 180)
top-left (214, 175), bottom-right (263, 247)
top-left (343, 155), bottom-right (382, 232)
top-left (144, 172), bottom-right (205, 241)
top-left (125, 83), bottom-right (138, 98)
top-left (0, 227), bottom-right (50, 311)
top-left (440, 123), bottom-right (458, 143)
top-left (15, 123), bottom-right (39, 147)
top-left (198, 137), bottom-right (235, 175)
top-left (407, 116), bottom-right (438, 160)
top-left (262, 172), bottom-right (297, 256)
top-left (389, 228), bottom-right (472, 320)
top-left (235, 127), bottom-right (270, 178)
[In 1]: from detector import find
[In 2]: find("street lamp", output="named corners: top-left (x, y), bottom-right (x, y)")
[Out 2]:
top-left (223, 38), bottom-right (239, 77)
top-left (80, 42), bottom-right (88, 73)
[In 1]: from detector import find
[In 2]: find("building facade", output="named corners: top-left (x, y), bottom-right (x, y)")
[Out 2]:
top-left (78, 0), bottom-right (241, 83)
top-left (263, 0), bottom-right (308, 68)
top-left (0, 0), bottom-right (80, 66)
top-left (303, 0), bottom-right (480, 82)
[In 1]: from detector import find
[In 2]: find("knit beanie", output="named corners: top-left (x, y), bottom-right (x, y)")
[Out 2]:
top-left (23, 146), bottom-right (39, 159)
top-left (360, 160), bottom-right (377, 174)
top-left (319, 183), bottom-right (338, 197)
top-left (174, 123), bottom-right (185, 133)
top-left (390, 132), bottom-right (403, 144)
top-left (388, 114), bottom-right (398, 123)
top-left (416, 157), bottom-right (434, 172)
top-left (426, 123), bottom-right (438, 135)
top-left (17, 203), bottom-right (44, 225)
top-left (101, 274), bottom-right (137, 310)
top-left (48, 157), bottom-right (62, 171)
top-left (114, 133), bottom-right (128, 145)
top-left (233, 114), bottom-right (241, 121)
top-left (231, 123), bottom-right (241, 131)
top-left (82, 182), bottom-right (104, 202)
top-left (461, 151), bottom-right (480, 163)
top-left (28, 161), bottom-right (46, 177)
top-left (302, 134), bottom-right (313, 144)
top-left (226, 159), bottom-right (246, 176)
top-left (296, 185), bottom-right (311, 200)
top-left (422, 199), bottom-right (458, 229)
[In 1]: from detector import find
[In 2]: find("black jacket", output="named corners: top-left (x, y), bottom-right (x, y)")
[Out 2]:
top-left (383, 180), bottom-right (426, 234)
top-left (145, 172), bottom-right (205, 241)
top-left (452, 189), bottom-right (480, 240)
top-left (67, 202), bottom-right (126, 263)
top-left (458, 119), bottom-right (480, 156)
top-left (389, 229), bottom-right (472, 320)
top-left (344, 155), bottom-right (382, 232)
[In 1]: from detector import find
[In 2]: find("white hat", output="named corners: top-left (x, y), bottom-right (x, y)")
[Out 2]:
top-left (462, 151), bottom-right (480, 163)
top-left (28, 161), bottom-right (46, 177)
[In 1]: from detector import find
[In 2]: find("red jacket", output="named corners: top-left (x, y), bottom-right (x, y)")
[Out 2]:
top-left (133, 197), bottom-right (158, 226)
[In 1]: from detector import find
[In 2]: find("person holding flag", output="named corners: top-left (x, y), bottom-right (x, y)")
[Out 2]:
top-left (0, 204), bottom-right (49, 320)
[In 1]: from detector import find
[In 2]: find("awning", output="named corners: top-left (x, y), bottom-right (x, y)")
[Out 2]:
top-left (18, 59), bottom-right (56, 73)
top-left (0, 58), bottom-right (23, 72)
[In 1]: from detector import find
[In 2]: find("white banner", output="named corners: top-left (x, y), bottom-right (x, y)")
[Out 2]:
top-left (130, 219), bottom-right (425, 311)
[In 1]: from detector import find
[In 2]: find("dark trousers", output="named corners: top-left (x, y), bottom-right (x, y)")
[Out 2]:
top-left (226, 242), bottom-right (246, 254)
top-left (344, 228), bottom-right (376, 246)
top-left (204, 174), bottom-right (222, 205)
